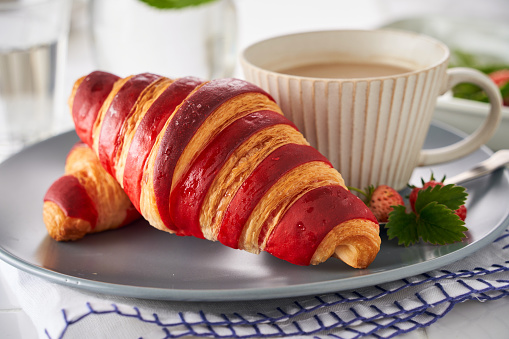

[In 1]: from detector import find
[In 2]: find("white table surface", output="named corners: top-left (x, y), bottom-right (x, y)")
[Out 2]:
top-left (2, 0), bottom-right (509, 338)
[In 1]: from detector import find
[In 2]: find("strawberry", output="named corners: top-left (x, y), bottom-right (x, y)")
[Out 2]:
top-left (408, 176), bottom-right (442, 211)
top-left (350, 185), bottom-right (404, 223)
top-left (409, 174), bottom-right (467, 221)
top-left (454, 204), bottom-right (467, 221)
top-left (369, 185), bottom-right (405, 222)
top-left (489, 69), bottom-right (509, 87)
top-left (489, 69), bottom-right (509, 106)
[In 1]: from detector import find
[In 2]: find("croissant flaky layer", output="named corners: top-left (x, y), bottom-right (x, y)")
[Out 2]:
top-left (43, 142), bottom-right (141, 241)
top-left (50, 71), bottom-right (381, 268)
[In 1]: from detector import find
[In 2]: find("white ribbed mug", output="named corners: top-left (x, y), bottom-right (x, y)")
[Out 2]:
top-left (240, 29), bottom-right (502, 190)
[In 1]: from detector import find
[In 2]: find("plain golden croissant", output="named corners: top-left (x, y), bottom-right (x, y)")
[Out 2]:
top-left (61, 71), bottom-right (380, 268)
top-left (43, 142), bottom-right (141, 241)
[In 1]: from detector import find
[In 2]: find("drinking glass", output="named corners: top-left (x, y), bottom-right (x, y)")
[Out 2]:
top-left (0, 0), bottom-right (71, 161)
top-left (90, 0), bottom-right (237, 80)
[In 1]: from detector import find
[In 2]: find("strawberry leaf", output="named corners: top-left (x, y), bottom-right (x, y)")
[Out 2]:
top-left (417, 202), bottom-right (468, 245)
top-left (386, 205), bottom-right (419, 246)
top-left (414, 184), bottom-right (467, 213)
top-left (385, 192), bottom-right (468, 246)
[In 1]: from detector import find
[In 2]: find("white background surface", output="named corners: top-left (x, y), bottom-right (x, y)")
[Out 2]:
top-left (1, 0), bottom-right (509, 337)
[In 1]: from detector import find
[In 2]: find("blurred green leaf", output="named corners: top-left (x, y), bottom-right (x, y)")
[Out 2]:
top-left (452, 83), bottom-right (489, 103)
top-left (139, 0), bottom-right (217, 9)
top-left (449, 49), bottom-right (509, 104)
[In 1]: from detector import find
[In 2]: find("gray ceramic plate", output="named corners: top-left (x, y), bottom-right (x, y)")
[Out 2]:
top-left (0, 122), bottom-right (508, 301)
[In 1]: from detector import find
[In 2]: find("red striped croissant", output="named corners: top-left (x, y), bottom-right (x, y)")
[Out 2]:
top-left (58, 71), bottom-right (380, 268)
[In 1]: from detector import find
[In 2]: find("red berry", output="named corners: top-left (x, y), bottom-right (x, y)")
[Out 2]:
top-left (455, 204), bottom-right (467, 221)
top-left (409, 176), bottom-right (467, 221)
top-left (489, 69), bottom-right (509, 87)
top-left (368, 185), bottom-right (404, 223)
top-left (409, 180), bottom-right (441, 211)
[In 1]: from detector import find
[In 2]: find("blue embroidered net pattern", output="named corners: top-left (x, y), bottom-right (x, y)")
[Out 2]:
top-left (44, 229), bottom-right (509, 339)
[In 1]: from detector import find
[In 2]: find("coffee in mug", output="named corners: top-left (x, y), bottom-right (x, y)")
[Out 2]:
top-left (241, 29), bottom-right (502, 190)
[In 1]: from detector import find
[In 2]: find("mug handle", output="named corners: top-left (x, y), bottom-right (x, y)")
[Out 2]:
top-left (419, 67), bottom-right (503, 166)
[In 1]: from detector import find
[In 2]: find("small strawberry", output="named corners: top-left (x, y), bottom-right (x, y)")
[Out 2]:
top-left (489, 69), bottom-right (509, 87)
top-left (350, 184), bottom-right (404, 223)
top-left (408, 174), bottom-right (443, 211)
top-left (370, 185), bottom-right (405, 222)
top-left (454, 204), bottom-right (467, 221)
top-left (489, 69), bottom-right (509, 106)
top-left (408, 174), bottom-right (467, 221)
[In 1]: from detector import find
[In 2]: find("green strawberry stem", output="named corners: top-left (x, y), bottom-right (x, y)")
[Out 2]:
top-left (347, 186), bottom-right (367, 196)
top-left (347, 185), bottom-right (375, 206)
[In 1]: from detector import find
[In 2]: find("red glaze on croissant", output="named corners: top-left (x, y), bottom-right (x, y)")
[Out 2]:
top-left (53, 71), bottom-right (380, 268)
